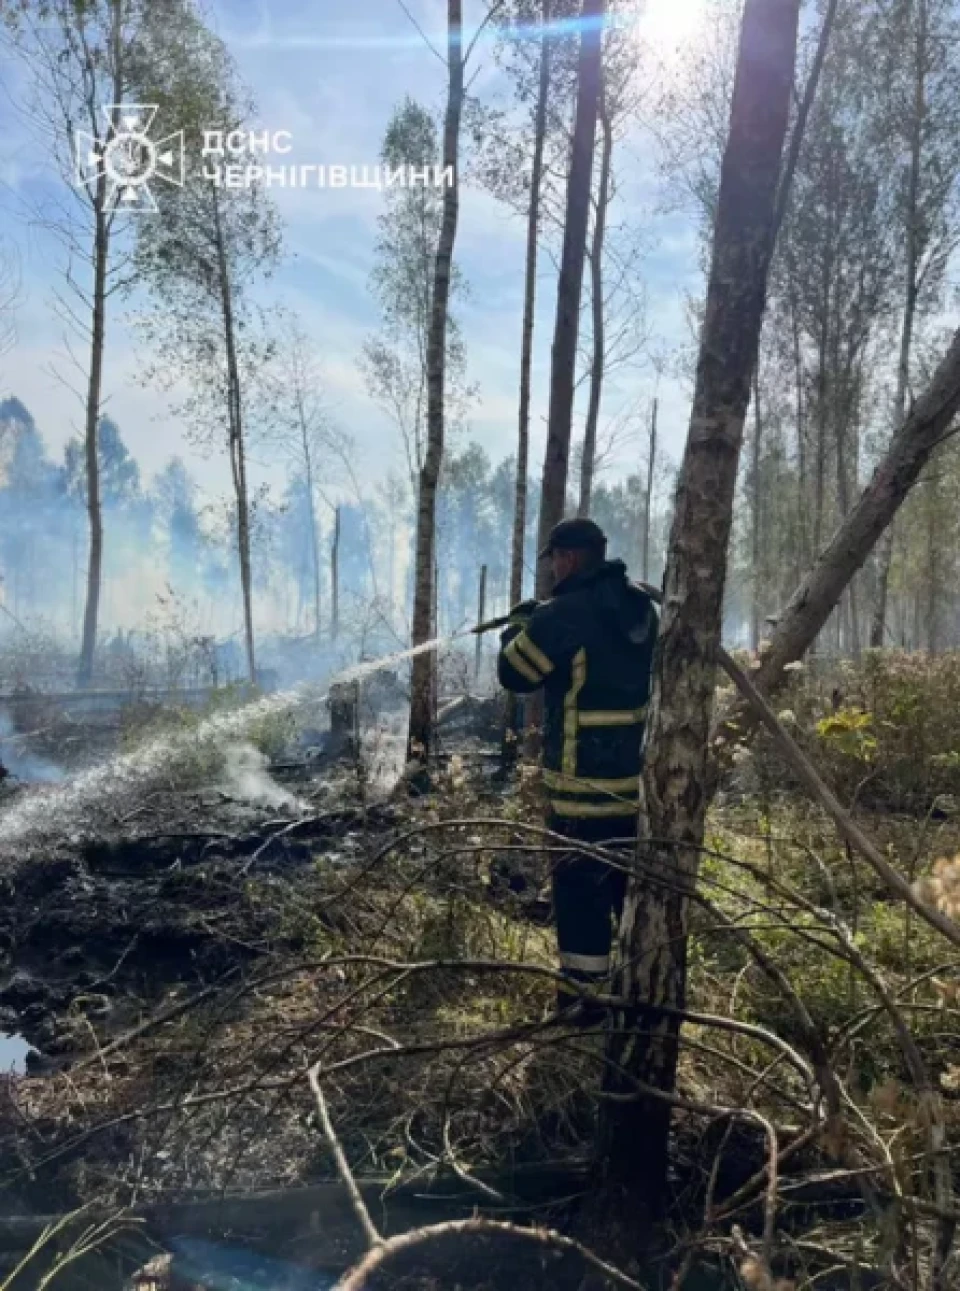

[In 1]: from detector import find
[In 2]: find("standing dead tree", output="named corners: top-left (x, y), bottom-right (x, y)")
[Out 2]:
top-left (534, 0), bottom-right (606, 599)
top-left (576, 87), bottom-right (613, 517)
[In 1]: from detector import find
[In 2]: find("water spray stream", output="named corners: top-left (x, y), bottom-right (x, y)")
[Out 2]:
top-left (0, 632), bottom-right (470, 850)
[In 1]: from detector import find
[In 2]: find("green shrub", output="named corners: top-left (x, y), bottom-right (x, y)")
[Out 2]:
top-left (763, 651), bottom-right (960, 811)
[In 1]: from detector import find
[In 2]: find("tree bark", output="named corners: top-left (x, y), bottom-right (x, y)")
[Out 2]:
top-left (724, 325), bottom-right (960, 725)
top-left (534, 0), bottom-right (606, 599)
top-left (212, 190), bottom-right (256, 684)
top-left (870, 0), bottom-right (926, 649)
top-left (577, 91), bottom-right (613, 518)
top-left (407, 0), bottom-right (464, 761)
top-left (750, 368), bottom-right (762, 651)
top-left (599, 0), bottom-right (801, 1216)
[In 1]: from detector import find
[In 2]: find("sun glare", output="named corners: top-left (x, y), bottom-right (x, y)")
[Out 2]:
top-left (640, 0), bottom-right (709, 61)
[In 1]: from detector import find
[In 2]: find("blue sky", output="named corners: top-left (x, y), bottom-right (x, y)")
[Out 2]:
top-left (0, 0), bottom-right (705, 510)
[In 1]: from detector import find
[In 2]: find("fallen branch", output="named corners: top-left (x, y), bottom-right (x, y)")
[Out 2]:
top-left (307, 1062), bottom-right (383, 1251)
top-left (332, 1215), bottom-right (645, 1291)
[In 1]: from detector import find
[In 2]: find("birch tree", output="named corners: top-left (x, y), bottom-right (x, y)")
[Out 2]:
top-left (135, 26), bottom-right (280, 684)
top-left (5, 1), bottom-right (159, 683)
top-left (407, 1), bottom-right (466, 762)
top-left (363, 99), bottom-right (471, 502)
top-left (599, 0), bottom-right (801, 1214)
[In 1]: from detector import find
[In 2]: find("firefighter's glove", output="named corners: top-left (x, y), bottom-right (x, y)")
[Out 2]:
top-left (507, 598), bottom-right (540, 628)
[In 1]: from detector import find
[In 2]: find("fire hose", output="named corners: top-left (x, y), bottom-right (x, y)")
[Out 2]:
top-left (469, 581), bottom-right (662, 636)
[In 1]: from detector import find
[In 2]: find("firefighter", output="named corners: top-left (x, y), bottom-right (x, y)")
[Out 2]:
top-left (496, 518), bottom-right (658, 1017)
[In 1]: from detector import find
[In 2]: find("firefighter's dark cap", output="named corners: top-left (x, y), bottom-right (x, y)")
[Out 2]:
top-left (538, 518), bottom-right (607, 560)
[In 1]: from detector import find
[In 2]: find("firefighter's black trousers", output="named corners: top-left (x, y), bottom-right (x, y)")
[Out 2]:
top-left (549, 814), bottom-right (637, 1003)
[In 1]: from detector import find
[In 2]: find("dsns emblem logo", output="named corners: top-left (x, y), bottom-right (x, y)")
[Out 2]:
top-left (74, 104), bottom-right (184, 213)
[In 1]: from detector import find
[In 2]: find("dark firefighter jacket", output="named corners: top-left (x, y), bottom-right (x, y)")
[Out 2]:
top-left (497, 559), bottom-right (658, 821)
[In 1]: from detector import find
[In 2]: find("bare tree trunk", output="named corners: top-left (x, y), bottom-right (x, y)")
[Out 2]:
top-left (432, 557), bottom-right (440, 728)
top-left (77, 199), bottom-right (108, 688)
top-left (475, 564), bottom-right (487, 680)
top-left (724, 326), bottom-right (960, 722)
top-left (791, 291), bottom-right (808, 577)
top-left (642, 396), bottom-right (657, 582)
top-left (510, 0), bottom-right (551, 610)
top-left (750, 368), bottom-right (762, 651)
top-left (600, 0), bottom-right (801, 1217)
top-left (505, 0), bottom-right (552, 751)
top-left (577, 92), bottom-right (613, 518)
top-left (408, 0), bottom-right (464, 761)
top-left (926, 468), bottom-right (941, 654)
top-left (835, 408), bottom-right (862, 658)
top-left (212, 192), bottom-right (256, 684)
top-left (534, 0), bottom-right (606, 599)
top-left (331, 505), bottom-right (340, 642)
top-left (870, 0), bottom-right (926, 649)
top-left (299, 401), bottom-right (322, 640)
top-left (870, 501), bottom-right (896, 647)
top-left (813, 315), bottom-right (829, 561)
top-left (77, 15), bottom-right (126, 687)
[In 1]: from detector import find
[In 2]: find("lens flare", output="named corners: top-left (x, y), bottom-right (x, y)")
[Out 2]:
top-left (641, 0), bottom-right (709, 60)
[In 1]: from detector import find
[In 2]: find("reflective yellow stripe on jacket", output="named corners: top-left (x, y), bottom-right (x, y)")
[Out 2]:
top-left (543, 770), bottom-right (640, 795)
top-left (578, 705), bottom-right (647, 727)
top-left (504, 630), bottom-right (555, 685)
top-left (550, 799), bottom-right (638, 818)
top-left (545, 769), bottom-right (640, 819)
top-left (552, 649), bottom-right (644, 818)
top-left (562, 648), bottom-right (588, 776)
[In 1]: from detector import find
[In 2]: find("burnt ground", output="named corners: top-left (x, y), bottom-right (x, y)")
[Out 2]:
top-left (0, 761), bottom-right (410, 1206)
top-left (0, 708), bottom-right (870, 1291)
top-left (0, 713), bottom-right (655, 1288)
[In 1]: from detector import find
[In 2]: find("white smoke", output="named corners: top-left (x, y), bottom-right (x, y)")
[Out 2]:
top-left (0, 708), bottom-right (65, 784)
top-left (0, 635), bottom-right (457, 848)
top-left (220, 742), bottom-right (306, 812)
